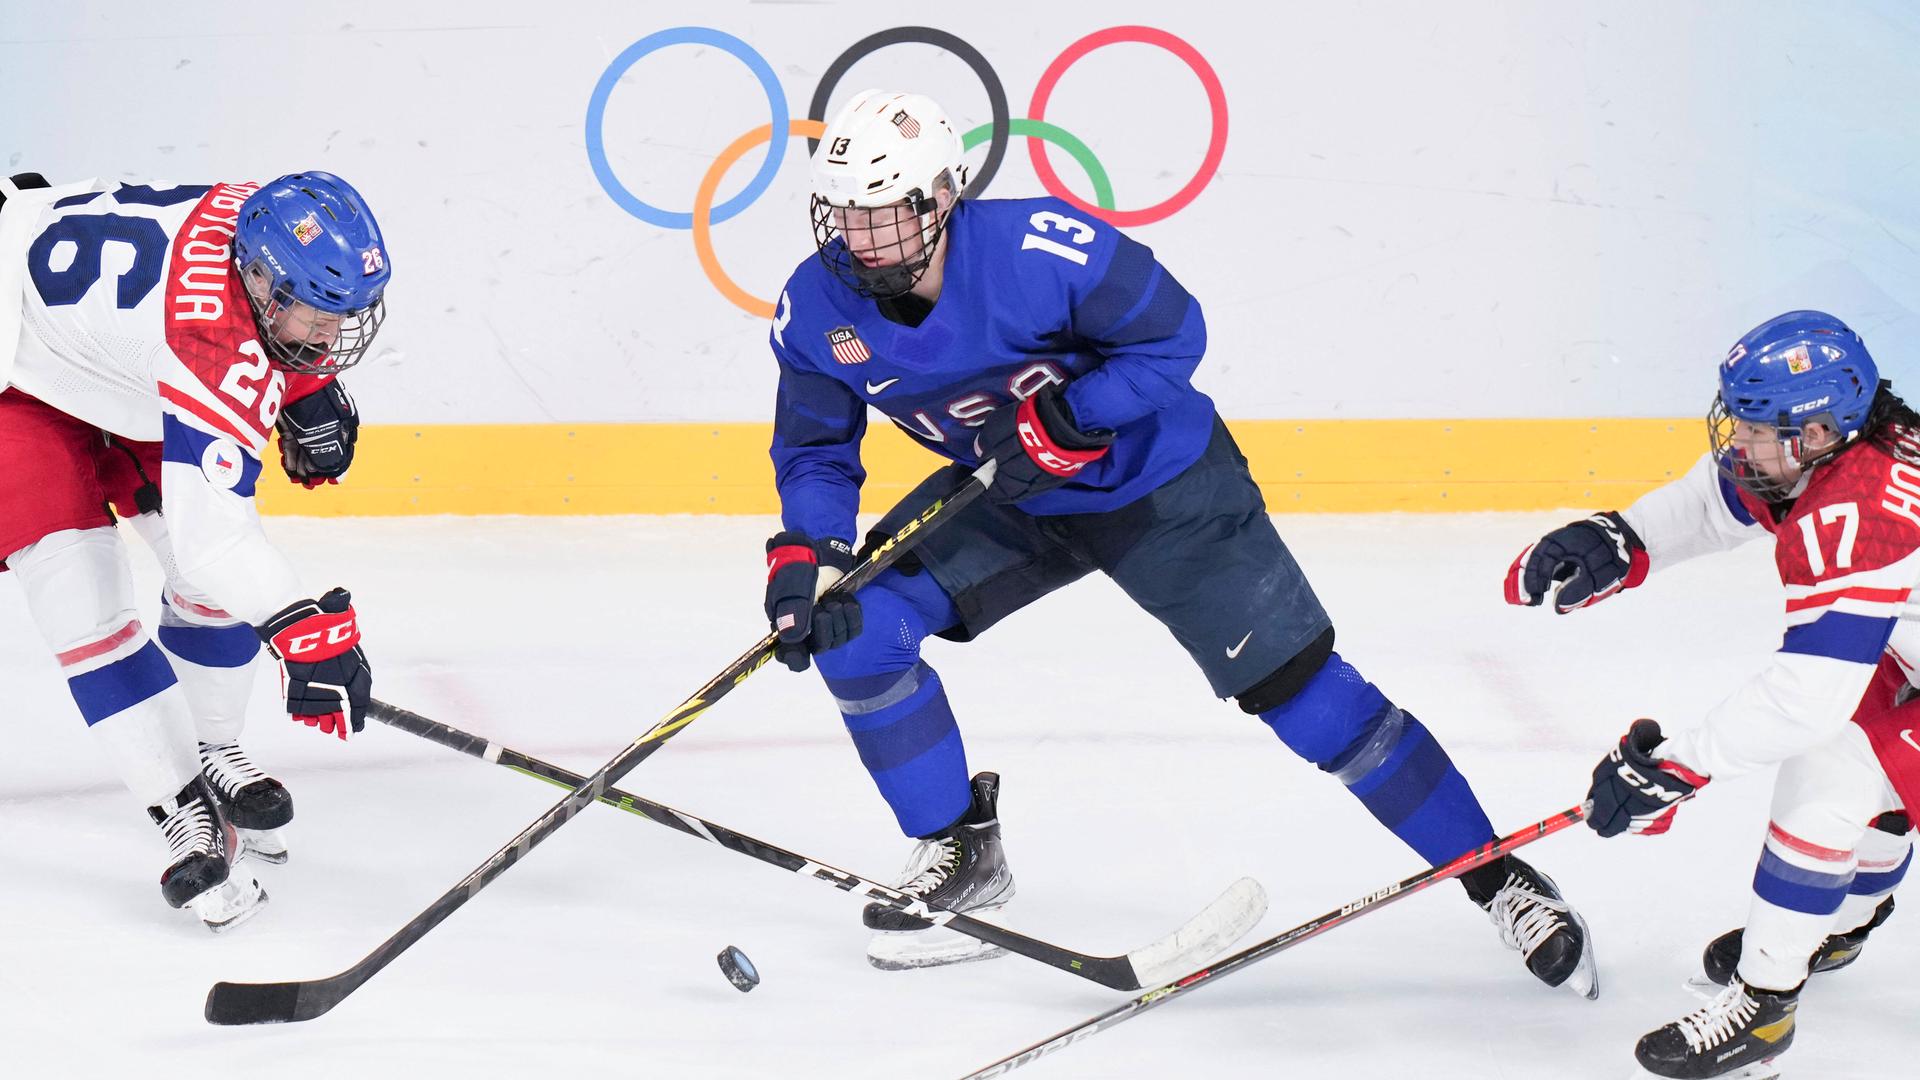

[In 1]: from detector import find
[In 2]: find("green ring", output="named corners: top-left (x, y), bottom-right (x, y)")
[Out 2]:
top-left (962, 119), bottom-right (1114, 210)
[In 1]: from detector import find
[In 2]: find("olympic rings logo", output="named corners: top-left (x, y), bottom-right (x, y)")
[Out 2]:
top-left (584, 25), bottom-right (1228, 318)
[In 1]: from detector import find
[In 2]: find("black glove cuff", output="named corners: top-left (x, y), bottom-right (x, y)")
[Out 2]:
top-left (1598, 511), bottom-right (1646, 552)
top-left (1029, 384), bottom-right (1113, 452)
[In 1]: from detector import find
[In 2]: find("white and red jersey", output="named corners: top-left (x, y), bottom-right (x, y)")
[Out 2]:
top-left (1620, 441), bottom-right (1920, 795)
top-left (0, 179), bottom-right (329, 623)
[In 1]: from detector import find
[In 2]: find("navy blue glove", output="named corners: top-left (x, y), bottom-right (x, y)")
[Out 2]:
top-left (971, 384), bottom-right (1113, 505)
top-left (278, 381), bottom-right (358, 487)
top-left (1586, 719), bottom-right (1709, 837)
top-left (1505, 511), bottom-right (1648, 613)
top-left (764, 532), bottom-right (860, 672)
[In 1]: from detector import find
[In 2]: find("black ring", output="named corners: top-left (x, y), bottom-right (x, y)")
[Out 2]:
top-left (806, 26), bottom-right (1010, 198)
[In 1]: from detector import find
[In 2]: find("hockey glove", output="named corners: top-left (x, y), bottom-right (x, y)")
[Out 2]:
top-left (1586, 719), bottom-right (1709, 837)
top-left (1505, 511), bottom-right (1648, 613)
top-left (971, 384), bottom-right (1113, 505)
top-left (278, 380), bottom-right (359, 488)
top-left (765, 532), bottom-right (861, 673)
top-left (256, 588), bottom-right (372, 740)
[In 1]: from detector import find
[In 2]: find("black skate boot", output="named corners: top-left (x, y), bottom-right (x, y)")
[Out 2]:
top-left (1701, 894), bottom-right (1894, 987)
top-left (200, 741), bottom-right (292, 864)
top-left (148, 777), bottom-right (267, 932)
top-left (1635, 978), bottom-right (1798, 1079)
top-left (864, 772), bottom-right (1015, 970)
top-left (1465, 854), bottom-right (1598, 999)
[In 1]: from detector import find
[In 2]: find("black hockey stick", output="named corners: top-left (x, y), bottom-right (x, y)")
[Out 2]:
top-left (369, 699), bottom-right (1268, 991)
top-left (959, 805), bottom-right (1590, 1079)
top-left (205, 461), bottom-right (998, 1025)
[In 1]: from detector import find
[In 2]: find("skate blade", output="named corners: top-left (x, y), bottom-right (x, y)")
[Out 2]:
top-left (1562, 905), bottom-right (1600, 1001)
top-left (1628, 1063), bottom-right (1781, 1080)
top-left (867, 904), bottom-right (1011, 971)
top-left (188, 875), bottom-right (268, 934)
top-left (238, 828), bottom-right (288, 865)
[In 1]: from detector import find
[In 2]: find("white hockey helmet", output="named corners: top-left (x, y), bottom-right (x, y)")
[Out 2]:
top-left (810, 89), bottom-right (968, 297)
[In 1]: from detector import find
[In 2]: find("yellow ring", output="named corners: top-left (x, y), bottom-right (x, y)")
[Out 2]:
top-left (695, 118), bottom-right (828, 318)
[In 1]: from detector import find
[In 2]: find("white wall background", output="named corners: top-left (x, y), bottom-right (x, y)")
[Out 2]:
top-left (5, 0), bottom-right (1918, 423)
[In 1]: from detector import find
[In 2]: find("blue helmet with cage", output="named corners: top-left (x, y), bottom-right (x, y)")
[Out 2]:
top-left (232, 172), bottom-right (390, 374)
top-left (1709, 310), bottom-right (1880, 498)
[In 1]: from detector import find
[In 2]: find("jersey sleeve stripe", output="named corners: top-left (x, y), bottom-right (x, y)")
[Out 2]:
top-left (159, 383), bottom-right (259, 447)
top-left (1784, 585), bottom-right (1912, 613)
top-left (1716, 469), bottom-right (1758, 527)
top-left (1779, 610), bottom-right (1897, 664)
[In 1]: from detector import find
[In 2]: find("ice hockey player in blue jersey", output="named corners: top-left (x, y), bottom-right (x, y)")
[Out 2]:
top-left (763, 89), bottom-right (1597, 992)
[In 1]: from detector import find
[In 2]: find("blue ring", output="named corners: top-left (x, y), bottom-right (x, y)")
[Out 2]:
top-left (585, 27), bottom-right (789, 230)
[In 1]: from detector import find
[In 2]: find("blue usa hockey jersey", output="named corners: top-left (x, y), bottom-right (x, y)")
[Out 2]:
top-left (770, 195), bottom-right (1217, 544)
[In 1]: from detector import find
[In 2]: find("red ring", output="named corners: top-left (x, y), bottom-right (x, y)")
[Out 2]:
top-left (1027, 26), bottom-right (1228, 227)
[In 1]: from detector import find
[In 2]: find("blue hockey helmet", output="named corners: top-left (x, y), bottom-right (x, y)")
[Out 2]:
top-left (233, 172), bottom-right (390, 374)
top-left (1709, 310), bottom-right (1880, 498)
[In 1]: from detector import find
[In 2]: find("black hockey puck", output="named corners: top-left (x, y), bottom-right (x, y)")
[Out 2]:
top-left (717, 945), bottom-right (759, 992)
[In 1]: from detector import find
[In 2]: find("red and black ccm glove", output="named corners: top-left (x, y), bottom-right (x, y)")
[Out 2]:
top-left (765, 533), bottom-right (861, 673)
top-left (256, 588), bottom-right (372, 739)
top-left (1586, 719), bottom-right (1709, 837)
top-left (1505, 511), bottom-right (1649, 613)
top-left (971, 384), bottom-right (1113, 505)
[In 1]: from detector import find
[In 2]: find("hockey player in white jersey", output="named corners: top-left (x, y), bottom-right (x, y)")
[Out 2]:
top-left (0, 171), bottom-right (388, 930)
top-left (1506, 312), bottom-right (1917, 1079)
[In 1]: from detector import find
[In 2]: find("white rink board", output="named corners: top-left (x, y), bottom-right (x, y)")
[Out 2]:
top-left (6, 2), bottom-right (1920, 423)
top-left (0, 514), bottom-right (1914, 1078)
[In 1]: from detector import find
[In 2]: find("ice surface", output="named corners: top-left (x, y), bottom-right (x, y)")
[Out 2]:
top-left (1, 513), bottom-right (1912, 1078)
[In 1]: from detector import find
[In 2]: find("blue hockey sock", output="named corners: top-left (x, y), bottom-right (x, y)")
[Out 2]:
top-left (1259, 653), bottom-right (1494, 866)
top-left (817, 570), bottom-right (971, 838)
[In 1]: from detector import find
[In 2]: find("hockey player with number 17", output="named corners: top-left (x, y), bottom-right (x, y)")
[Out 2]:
top-left (0, 171), bottom-right (389, 930)
top-left (1506, 311), bottom-right (1918, 1079)
top-left (758, 90), bottom-right (1599, 995)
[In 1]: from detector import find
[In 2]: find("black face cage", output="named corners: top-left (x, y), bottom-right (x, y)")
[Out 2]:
top-left (1707, 393), bottom-right (1851, 502)
top-left (810, 184), bottom-right (953, 299)
top-left (241, 263), bottom-right (385, 375)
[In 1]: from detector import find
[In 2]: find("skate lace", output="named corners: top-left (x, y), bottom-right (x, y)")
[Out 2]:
top-left (1487, 873), bottom-right (1570, 957)
top-left (159, 795), bottom-right (219, 860)
top-left (893, 835), bottom-right (963, 897)
top-left (1675, 980), bottom-right (1760, 1053)
top-left (199, 742), bottom-right (270, 800)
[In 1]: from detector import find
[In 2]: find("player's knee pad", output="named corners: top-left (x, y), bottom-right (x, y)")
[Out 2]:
top-left (816, 581), bottom-right (929, 685)
top-left (7, 526), bottom-right (139, 655)
top-left (1252, 646), bottom-right (1402, 776)
top-left (1235, 627), bottom-right (1335, 715)
top-left (157, 597), bottom-right (258, 742)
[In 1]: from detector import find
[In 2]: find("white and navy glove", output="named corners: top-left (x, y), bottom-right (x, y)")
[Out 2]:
top-left (278, 381), bottom-right (358, 488)
top-left (971, 384), bottom-right (1113, 505)
top-left (1505, 511), bottom-right (1648, 613)
top-left (1586, 720), bottom-right (1709, 837)
top-left (256, 588), bottom-right (372, 740)
top-left (764, 533), bottom-right (861, 672)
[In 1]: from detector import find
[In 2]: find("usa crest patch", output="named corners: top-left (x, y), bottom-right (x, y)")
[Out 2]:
top-left (890, 110), bottom-right (921, 139)
top-left (826, 326), bottom-right (872, 365)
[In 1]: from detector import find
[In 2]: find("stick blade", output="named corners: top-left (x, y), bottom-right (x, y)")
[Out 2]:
top-left (205, 978), bottom-right (335, 1025)
top-left (1125, 876), bottom-right (1268, 987)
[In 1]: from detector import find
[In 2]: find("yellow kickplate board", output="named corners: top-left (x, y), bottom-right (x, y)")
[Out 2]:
top-left (254, 418), bottom-right (1702, 517)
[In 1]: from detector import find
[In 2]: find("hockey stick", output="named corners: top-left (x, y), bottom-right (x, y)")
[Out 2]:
top-left (369, 699), bottom-right (1268, 991)
top-left (958, 805), bottom-right (1590, 1079)
top-left (205, 460), bottom-right (998, 1026)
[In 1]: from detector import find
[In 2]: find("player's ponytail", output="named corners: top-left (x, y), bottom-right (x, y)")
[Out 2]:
top-left (1862, 380), bottom-right (1920, 465)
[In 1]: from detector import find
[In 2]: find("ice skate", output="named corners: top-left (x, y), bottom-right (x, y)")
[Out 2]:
top-left (1633, 978), bottom-right (1795, 1079)
top-left (200, 741), bottom-right (292, 864)
top-left (1473, 855), bottom-right (1598, 999)
top-left (865, 772), bottom-right (1015, 971)
top-left (1696, 895), bottom-right (1893, 990)
top-left (149, 777), bottom-right (267, 932)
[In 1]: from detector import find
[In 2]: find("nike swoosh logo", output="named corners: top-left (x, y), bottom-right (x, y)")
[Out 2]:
top-left (1226, 631), bottom-right (1253, 659)
top-left (1903, 728), bottom-right (1920, 754)
top-left (865, 378), bottom-right (900, 394)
